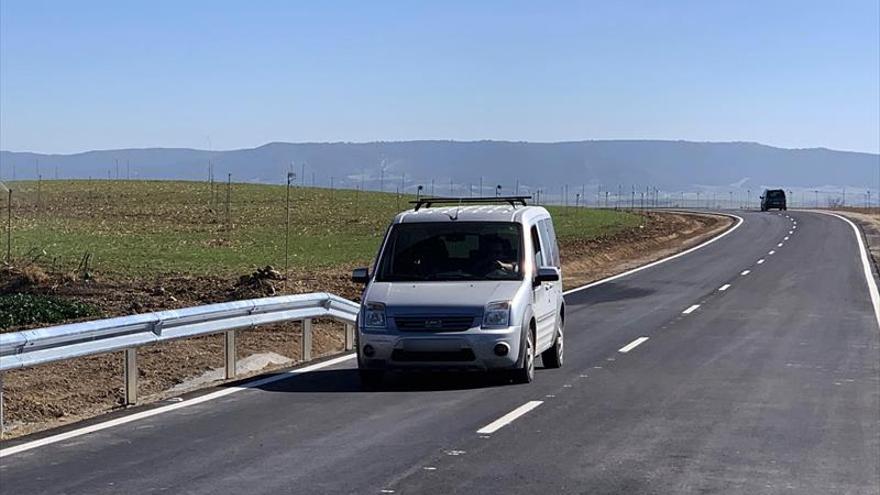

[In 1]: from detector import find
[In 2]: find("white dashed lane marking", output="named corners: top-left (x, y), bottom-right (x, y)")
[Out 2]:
top-left (741, 270), bottom-right (751, 276)
top-left (619, 337), bottom-right (650, 353)
top-left (719, 284), bottom-right (731, 292)
top-left (476, 401), bottom-right (544, 435)
top-left (757, 259), bottom-right (765, 264)
top-left (683, 304), bottom-right (701, 314)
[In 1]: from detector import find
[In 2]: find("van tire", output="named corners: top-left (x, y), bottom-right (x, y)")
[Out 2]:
top-left (511, 327), bottom-right (535, 384)
top-left (542, 317), bottom-right (564, 369)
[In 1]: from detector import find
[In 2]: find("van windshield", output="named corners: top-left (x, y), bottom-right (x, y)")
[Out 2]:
top-left (376, 222), bottom-right (523, 282)
top-left (767, 190), bottom-right (785, 199)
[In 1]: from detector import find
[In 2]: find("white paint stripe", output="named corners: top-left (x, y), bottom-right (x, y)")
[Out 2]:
top-left (757, 259), bottom-right (765, 264)
top-left (564, 213), bottom-right (744, 296)
top-left (718, 284), bottom-right (731, 292)
top-left (777, 243), bottom-right (784, 247)
top-left (0, 353), bottom-right (357, 458)
top-left (784, 236), bottom-right (789, 241)
top-left (741, 270), bottom-right (751, 276)
top-left (476, 401), bottom-right (543, 435)
top-left (789, 231), bottom-right (793, 235)
top-left (618, 336), bottom-right (650, 353)
top-left (682, 304), bottom-right (701, 314)
top-left (815, 212), bottom-right (880, 331)
top-left (768, 250), bottom-right (775, 255)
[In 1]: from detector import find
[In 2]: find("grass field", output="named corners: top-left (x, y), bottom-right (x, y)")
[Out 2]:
top-left (2, 180), bottom-right (642, 277)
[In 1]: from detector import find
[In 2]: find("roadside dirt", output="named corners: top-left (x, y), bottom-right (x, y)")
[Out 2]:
top-left (832, 209), bottom-right (880, 273)
top-left (0, 211), bottom-right (732, 439)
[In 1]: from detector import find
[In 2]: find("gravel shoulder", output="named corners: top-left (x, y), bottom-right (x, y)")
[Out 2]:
top-left (0, 210), bottom-right (733, 439)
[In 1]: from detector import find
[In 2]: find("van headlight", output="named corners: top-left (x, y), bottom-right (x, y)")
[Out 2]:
top-left (364, 302), bottom-right (387, 329)
top-left (482, 301), bottom-right (511, 328)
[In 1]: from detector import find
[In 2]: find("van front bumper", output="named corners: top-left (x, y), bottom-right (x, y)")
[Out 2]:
top-left (358, 326), bottom-right (522, 371)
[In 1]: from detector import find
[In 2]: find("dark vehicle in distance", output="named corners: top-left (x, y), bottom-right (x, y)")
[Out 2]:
top-left (760, 189), bottom-right (787, 211)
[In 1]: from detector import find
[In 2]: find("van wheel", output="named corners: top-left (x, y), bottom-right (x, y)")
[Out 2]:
top-left (542, 318), bottom-right (564, 369)
top-left (359, 369), bottom-right (383, 387)
top-left (511, 328), bottom-right (535, 384)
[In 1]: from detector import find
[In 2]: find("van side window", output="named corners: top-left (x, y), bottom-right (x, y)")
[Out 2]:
top-left (542, 219), bottom-right (561, 268)
top-left (530, 225), bottom-right (544, 268)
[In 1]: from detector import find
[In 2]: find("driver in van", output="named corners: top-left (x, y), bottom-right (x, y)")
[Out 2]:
top-left (474, 236), bottom-right (519, 277)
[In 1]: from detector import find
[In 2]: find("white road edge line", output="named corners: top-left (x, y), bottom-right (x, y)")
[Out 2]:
top-left (3, 212), bottom-right (746, 458)
top-left (619, 336), bottom-right (650, 353)
top-left (564, 213), bottom-right (744, 296)
top-left (682, 304), bottom-right (701, 314)
top-left (814, 212), bottom-right (880, 330)
top-left (0, 353), bottom-right (357, 458)
top-left (476, 401), bottom-right (544, 435)
top-left (718, 284), bottom-right (731, 292)
top-left (741, 270), bottom-right (751, 276)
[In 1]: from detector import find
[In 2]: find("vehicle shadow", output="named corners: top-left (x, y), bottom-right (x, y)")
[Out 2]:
top-left (574, 282), bottom-right (656, 304)
top-left (251, 368), bottom-right (518, 394)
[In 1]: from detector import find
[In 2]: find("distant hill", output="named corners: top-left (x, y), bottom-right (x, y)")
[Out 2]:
top-left (1, 140), bottom-right (877, 196)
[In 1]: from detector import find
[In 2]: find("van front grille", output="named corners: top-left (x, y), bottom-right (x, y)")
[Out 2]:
top-left (394, 316), bottom-right (476, 332)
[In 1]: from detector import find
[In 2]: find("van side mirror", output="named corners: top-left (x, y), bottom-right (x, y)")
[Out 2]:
top-left (534, 267), bottom-right (560, 286)
top-left (352, 268), bottom-right (370, 284)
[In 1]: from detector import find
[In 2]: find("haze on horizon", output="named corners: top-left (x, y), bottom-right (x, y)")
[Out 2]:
top-left (1, 1), bottom-right (878, 155)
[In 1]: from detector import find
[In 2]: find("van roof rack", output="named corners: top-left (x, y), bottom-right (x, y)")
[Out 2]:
top-left (410, 196), bottom-right (532, 211)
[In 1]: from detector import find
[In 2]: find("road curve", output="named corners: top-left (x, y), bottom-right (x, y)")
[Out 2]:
top-left (1, 211), bottom-right (878, 494)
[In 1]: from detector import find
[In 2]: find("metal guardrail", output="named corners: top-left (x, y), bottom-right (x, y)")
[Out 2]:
top-left (0, 292), bottom-right (360, 408)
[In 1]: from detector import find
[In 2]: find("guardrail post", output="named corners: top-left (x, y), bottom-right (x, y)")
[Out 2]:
top-left (225, 330), bottom-right (236, 379)
top-left (124, 348), bottom-right (137, 405)
top-left (302, 319), bottom-right (313, 361)
top-left (344, 324), bottom-right (354, 351)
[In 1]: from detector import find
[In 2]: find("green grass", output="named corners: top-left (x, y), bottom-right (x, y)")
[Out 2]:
top-left (2, 180), bottom-right (642, 276)
top-left (0, 293), bottom-right (99, 329)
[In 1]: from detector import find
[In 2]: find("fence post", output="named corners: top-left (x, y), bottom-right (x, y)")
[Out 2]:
top-left (344, 324), bottom-right (355, 351)
top-left (5, 189), bottom-right (11, 263)
top-left (124, 348), bottom-right (138, 405)
top-left (302, 318), bottom-right (313, 361)
top-left (225, 330), bottom-right (237, 380)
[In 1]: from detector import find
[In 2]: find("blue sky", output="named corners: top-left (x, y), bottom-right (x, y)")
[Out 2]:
top-left (1, 0), bottom-right (878, 154)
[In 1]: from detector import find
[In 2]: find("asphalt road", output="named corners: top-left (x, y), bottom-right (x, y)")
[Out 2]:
top-left (1, 211), bottom-right (878, 494)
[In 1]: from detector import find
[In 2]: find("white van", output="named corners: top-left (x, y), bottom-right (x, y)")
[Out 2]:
top-left (351, 196), bottom-right (565, 385)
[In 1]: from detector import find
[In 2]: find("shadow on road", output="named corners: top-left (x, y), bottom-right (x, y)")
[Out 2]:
top-left (250, 368), bottom-right (528, 394)
top-left (572, 282), bottom-right (656, 304)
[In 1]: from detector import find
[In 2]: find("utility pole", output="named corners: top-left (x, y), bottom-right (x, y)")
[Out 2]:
top-left (285, 172), bottom-right (294, 289)
top-left (225, 173), bottom-right (232, 230)
top-left (479, 177), bottom-right (483, 197)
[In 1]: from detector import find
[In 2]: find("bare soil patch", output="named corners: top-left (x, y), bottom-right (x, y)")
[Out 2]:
top-left (1, 211), bottom-right (731, 439)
